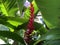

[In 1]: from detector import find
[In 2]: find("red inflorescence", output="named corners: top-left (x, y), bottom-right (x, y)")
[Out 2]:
top-left (24, 3), bottom-right (34, 44)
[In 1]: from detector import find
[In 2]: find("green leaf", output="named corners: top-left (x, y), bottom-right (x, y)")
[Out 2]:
top-left (24, 8), bottom-right (30, 19)
top-left (34, 28), bottom-right (60, 45)
top-left (43, 40), bottom-right (60, 45)
top-left (32, 0), bottom-right (38, 14)
top-left (7, 17), bottom-right (28, 27)
top-left (0, 19), bottom-right (16, 30)
top-left (35, 0), bottom-right (60, 29)
top-left (0, 0), bottom-right (18, 16)
top-left (42, 28), bottom-right (60, 40)
top-left (38, 26), bottom-right (48, 35)
top-left (0, 15), bottom-right (28, 27)
top-left (0, 31), bottom-right (25, 45)
top-left (0, 15), bottom-right (29, 32)
top-left (0, 23), bottom-right (24, 44)
top-left (16, 0), bottom-right (24, 15)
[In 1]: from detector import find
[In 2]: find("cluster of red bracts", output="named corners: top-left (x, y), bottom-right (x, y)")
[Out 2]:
top-left (24, 3), bottom-right (34, 44)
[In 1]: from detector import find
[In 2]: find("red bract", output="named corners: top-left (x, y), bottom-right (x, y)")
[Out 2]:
top-left (24, 3), bottom-right (34, 44)
top-left (24, 35), bottom-right (31, 43)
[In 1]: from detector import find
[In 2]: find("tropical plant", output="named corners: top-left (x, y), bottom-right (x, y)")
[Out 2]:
top-left (0, 0), bottom-right (60, 45)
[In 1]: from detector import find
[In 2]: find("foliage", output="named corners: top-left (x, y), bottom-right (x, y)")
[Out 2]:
top-left (0, 0), bottom-right (60, 45)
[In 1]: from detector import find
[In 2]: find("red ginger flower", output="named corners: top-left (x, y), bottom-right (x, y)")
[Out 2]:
top-left (24, 3), bottom-right (34, 44)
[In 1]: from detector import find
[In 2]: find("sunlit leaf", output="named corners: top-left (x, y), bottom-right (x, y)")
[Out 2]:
top-left (0, 0), bottom-right (18, 16)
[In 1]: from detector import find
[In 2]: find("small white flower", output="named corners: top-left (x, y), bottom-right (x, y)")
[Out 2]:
top-left (24, 0), bottom-right (30, 8)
